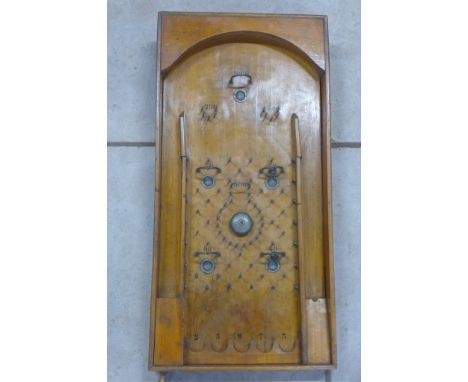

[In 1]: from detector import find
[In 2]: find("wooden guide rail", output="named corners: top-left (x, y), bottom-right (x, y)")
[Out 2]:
top-left (292, 113), bottom-right (307, 363)
top-left (179, 112), bottom-right (187, 297)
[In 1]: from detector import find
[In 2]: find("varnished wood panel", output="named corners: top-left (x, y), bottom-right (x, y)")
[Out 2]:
top-left (161, 42), bottom-right (323, 365)
top-left (152, 364), bottom-right (334, 372)
top-left (186, 341), bottom-right (301, 365)
top-left (306, 299), bottom-right (331, 364)
top-left (159, 12), bottom-right (326, 73)
top-left (157, 107), bottom-right (182, 297)
top-left (150, 12), bottom-right (335, 371)
top-left (154, 298), bottom-right (183, 365)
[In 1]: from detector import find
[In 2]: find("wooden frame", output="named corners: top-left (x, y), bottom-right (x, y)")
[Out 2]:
top-left (149, 11), bottom-right (336, 373)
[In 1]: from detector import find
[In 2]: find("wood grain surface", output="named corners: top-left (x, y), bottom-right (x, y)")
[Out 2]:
top-left (159, 12), bottom-right (326, 72)
top-left (149, 12), bottom-right (335, 371)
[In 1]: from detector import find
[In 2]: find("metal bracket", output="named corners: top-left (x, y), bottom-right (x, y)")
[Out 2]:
top-left (196, 159), bottom-right (222, 189)
top-left (228, 73), bottom-right (252, 88)
top-left (260, 242), bottom-right (286, 273)
top-left (194, 243), bottom-right (221, 275)
top-left (195, 159), bottom-right (222, 174)
top-left (258, 163), bottom-right (284, 190)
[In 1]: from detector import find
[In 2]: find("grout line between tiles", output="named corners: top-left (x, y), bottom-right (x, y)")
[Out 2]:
top-left (107, 141), bottom-right (156, 147)
top-left (331, 142), bottom-right (361, 148)
top-left (107, 141), bottom-right (361, 148)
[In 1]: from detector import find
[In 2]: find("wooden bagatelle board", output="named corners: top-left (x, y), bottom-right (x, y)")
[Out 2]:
top-left (149, 12), bottom-right (336, 372)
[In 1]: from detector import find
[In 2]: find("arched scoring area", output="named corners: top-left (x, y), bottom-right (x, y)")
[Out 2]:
top-left (161, 31), bottom-right (324, 78)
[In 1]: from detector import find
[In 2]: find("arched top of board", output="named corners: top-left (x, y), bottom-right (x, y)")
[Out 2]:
top-left (158, 12), bottom-right (328, 74)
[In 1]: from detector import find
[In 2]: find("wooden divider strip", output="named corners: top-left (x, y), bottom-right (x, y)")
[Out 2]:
top-left (179, 112), bottom-right (187, 296)
top-left (292, 114), bottom-right (308, 363)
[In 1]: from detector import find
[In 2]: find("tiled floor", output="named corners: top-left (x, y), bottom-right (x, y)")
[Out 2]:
top-left (329, 148), bottom-right (361, 382)
top-left (108, 1), bottom-right (360, 381)
top-left (108, 147), bottom-right (155, 382)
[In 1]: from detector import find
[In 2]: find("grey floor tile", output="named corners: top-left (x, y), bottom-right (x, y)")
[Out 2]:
top-left (108, 147), bottom-right (156, 382)
top-left (108, 0), bottom-right (157, 142)
top-left (108, 0), bottom-right (360, 142)
top-left (330, 148), bottom-right (361, 382)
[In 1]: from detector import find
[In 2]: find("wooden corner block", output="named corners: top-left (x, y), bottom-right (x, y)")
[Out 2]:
top-left (154, 297), bottom-right (183, 366)
top-left (306, 298), bottom-right (331, 365)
